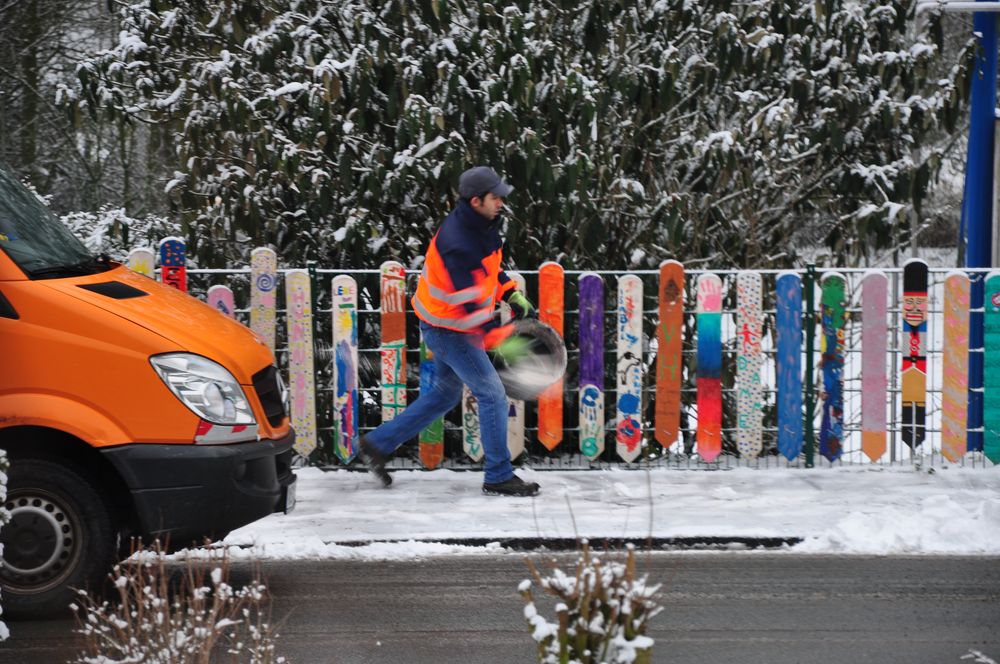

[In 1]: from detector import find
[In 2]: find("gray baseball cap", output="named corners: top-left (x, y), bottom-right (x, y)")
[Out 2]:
top-left (458, 166), bottom-right (514, 199)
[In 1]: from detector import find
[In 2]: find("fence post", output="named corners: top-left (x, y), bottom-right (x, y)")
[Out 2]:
top-left (307, 260), bottom-right (321, 451)
top-left (804, 264), bottom-right (816, 468)
top-left (307, 261), bottom-right (319, 324)
top-left (969, 272), bottom-right (984, 455)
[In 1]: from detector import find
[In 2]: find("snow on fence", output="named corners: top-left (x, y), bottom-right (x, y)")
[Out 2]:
top-left (134, 241), bottom-right (997, 470)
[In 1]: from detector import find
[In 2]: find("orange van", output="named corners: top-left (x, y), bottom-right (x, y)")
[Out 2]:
top-left (0, 167), bottom-right (296, 617)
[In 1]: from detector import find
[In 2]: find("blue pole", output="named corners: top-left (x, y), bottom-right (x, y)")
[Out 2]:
top-left (959, 6), bottom-right (998, 453)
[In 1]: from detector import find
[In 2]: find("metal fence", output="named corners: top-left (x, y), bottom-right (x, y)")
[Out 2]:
top-left (183, 265), bottom-right (995, 470)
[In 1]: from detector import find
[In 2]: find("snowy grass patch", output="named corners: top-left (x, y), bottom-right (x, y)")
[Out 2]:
top-left (71, 543), bottom-right (284, 663)
top-left (521, 541), bottom-right (660, 663)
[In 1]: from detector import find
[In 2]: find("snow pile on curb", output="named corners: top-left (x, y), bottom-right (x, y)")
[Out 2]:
top-left (796, 493), bottom-right (1000, 554)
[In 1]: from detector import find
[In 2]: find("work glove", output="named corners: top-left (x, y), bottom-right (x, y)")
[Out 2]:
top-left (506, 291), bottom-right (537, 320)
top-left (492, 334), bottom-right (533, 366)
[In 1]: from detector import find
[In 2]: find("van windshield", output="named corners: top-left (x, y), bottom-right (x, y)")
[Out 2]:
top-left (0, 168), bottom-right (108, 279)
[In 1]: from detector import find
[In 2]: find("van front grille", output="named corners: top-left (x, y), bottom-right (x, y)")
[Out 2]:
top-left (252, 365), bottom-right (287, 427)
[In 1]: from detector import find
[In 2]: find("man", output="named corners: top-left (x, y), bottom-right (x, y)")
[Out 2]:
top-left (360, 166), bottom-right (540, 497)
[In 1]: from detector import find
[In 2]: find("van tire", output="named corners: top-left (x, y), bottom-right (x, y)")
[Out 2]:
top-left (0, 459), bottom-right (119, 618)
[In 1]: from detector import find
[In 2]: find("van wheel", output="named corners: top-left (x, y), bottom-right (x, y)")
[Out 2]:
top-left (0, 459), bottom-right (118, 618)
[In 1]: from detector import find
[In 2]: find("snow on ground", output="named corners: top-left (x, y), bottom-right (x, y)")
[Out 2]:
top-left (222, 465), bottom-right (1000, 559)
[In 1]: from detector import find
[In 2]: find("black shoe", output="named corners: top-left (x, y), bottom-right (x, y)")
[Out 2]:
top-left (360, 437), bottom-right (392, 487)
top-left (482, 474), bottom-right (540, 497)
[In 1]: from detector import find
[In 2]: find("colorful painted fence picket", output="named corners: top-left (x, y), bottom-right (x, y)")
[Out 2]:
top-left (170, 253), bottom-right (995, 469)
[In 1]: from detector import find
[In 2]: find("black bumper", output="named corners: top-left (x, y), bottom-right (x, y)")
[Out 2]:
top-left (101, 429), bottom-right (296, 547)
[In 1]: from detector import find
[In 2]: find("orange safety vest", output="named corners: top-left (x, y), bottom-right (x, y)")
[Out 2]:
top-left (412, 200), bottom-right (516, 341)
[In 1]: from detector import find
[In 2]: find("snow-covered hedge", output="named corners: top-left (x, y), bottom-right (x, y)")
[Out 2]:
top-left (24, 176), bottom-right (182, 264)
top-left (60, 207), bottom-right (181, 262)
top-left (61, 0), bottom-right (974, 270)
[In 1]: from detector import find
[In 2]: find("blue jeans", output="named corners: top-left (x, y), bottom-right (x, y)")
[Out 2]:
top-left (365, 321), bottom-right (513, 485)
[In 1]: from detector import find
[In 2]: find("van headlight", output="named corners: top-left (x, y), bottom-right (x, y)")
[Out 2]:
top-left (275, 369), bottom-right (290, 414)
top-left (150, 353), bottom-right (256, 425)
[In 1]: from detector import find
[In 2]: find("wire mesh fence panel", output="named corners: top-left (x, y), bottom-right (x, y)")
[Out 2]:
top-left (177, 262), bottom-right (994, 470)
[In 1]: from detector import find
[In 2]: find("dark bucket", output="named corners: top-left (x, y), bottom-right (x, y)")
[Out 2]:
top-left (490, 318), bottom-right (567, 400)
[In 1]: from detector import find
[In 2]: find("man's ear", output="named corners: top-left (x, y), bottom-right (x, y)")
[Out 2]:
top-left (469, 195), bottom-right (482, 207)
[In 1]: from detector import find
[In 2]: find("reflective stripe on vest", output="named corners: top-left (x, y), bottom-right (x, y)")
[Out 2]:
top-left (413, 294), bottom-right (495, 330)
top-left (420, 267), bottom-right (493, 308)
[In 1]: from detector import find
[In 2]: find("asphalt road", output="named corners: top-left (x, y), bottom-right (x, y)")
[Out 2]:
top-left (1, 553), bottom-right (998, 664)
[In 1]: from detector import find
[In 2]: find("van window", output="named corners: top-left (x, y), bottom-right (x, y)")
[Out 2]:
top-left (0, 168), bottom-right (107, 278)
